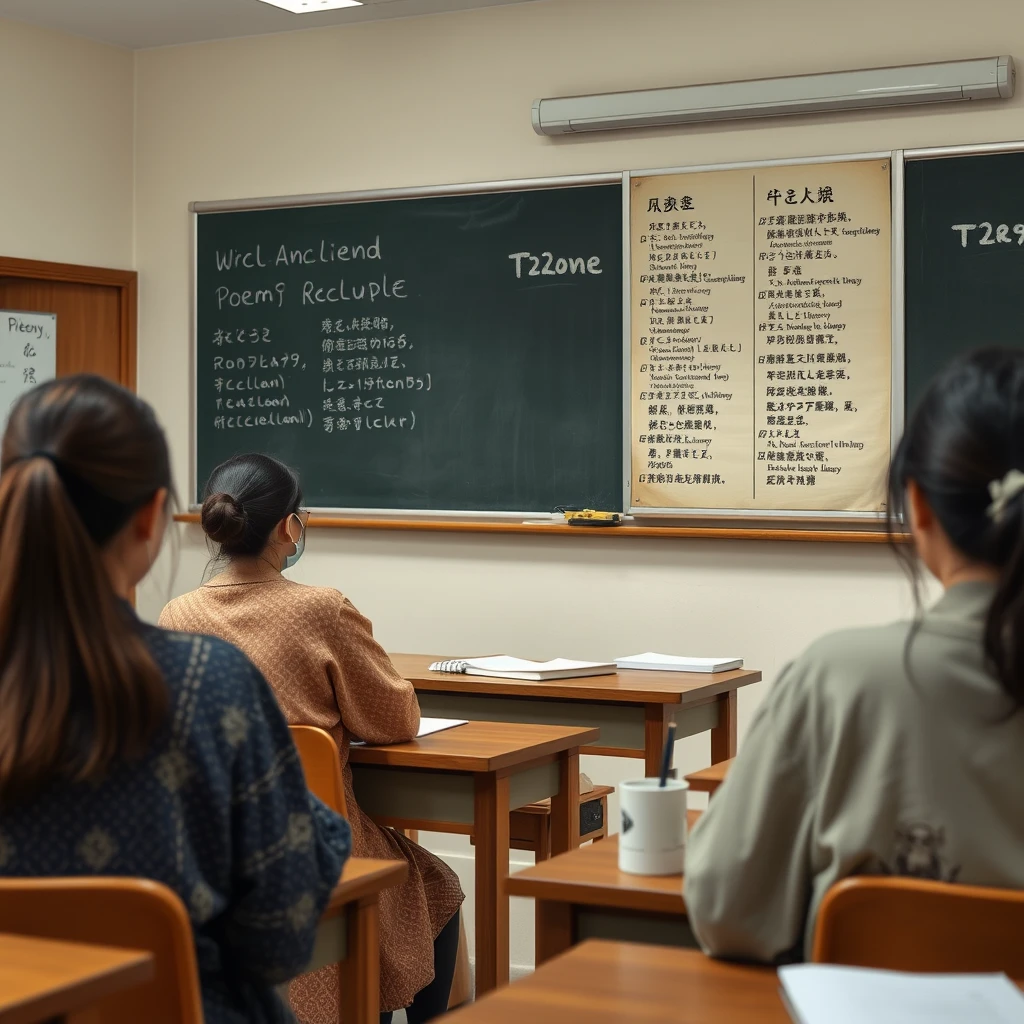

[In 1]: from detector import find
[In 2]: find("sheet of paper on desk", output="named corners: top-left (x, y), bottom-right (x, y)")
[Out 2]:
top-left (615, 652), bottom-right (743, 673)
top-left (416, 718), bottom-right (468, 738)
top-left (349, 718), bottom-right (468, 746)
top-left (778, 964), bottom-right (1024, 1024)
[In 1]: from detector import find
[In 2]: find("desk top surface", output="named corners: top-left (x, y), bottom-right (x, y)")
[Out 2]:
top-left (0, 933), bottom-right (153, 1024)
top-left (325, 857), bottom-right (409, 917)
top-left (392, 654), bottom-right (761, 705)
top-left (505, 822), bottom-right (698, 914)
top-left (349, 720), bottom-right (601, 772)
top-left (445, 941), bottom-right (786, 1023)
top-left (685, 758), bottom-right (733, 792)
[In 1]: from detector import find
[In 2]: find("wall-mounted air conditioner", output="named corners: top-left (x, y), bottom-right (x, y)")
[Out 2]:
top-left (532, 57), bottom-right (1015, 136)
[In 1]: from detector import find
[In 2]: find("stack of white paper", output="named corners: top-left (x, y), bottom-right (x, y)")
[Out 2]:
top-left (778, 964), bottom-right (1024, 1024)
top-left (614, 652), bottom-right (743, 673)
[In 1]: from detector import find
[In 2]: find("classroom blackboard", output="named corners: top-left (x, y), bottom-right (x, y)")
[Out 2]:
top-left (905, 151), bottom-right (1024, 416)
top-left (194, 182), bottom-right (623, 512)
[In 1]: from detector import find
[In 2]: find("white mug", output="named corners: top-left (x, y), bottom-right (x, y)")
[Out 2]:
top-left (618, 777), bottom-right (688, 876)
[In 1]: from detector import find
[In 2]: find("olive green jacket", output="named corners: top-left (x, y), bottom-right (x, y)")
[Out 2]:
top-left (685, 582), bottom-right (1024, 962)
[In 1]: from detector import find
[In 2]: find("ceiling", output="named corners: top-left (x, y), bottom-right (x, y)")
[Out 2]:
top-left (0, 0), bottom-right (541, 49)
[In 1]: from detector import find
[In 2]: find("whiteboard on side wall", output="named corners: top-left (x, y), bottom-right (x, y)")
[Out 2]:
top-left (0, 311), bottom-right (57, 426)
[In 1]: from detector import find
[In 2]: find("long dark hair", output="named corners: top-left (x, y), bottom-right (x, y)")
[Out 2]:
top-left (0, 375), bottom-right (172, 807)
top-left (888, 347), bottom-right (1024, 709)
top-left (201, 453), bottom-right (301, 556)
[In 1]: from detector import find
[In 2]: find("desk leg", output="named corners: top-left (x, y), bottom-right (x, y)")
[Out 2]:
top-left (549, 749), bottom-right (580, 856)
top-left (644, 705), bottom-right (669, 777)
top-left (535, 900), bottom-right (573, 965)
top-left (711, 690), bottom-right (737, 763)
top-left (474, 772), bottom-right (510, 994)
top-left (339, 898), bottom-right (380, 1024)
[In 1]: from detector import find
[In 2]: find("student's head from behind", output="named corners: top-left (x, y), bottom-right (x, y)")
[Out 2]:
top-left (201, 453), bottom-right (306, 571)
top-left (0, 374), bottom-right (173, 808)
top-left (890, 345), bottom-right (1024, 705)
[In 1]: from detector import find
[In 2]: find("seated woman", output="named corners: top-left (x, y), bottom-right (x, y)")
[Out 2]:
top-left (160, 454), bottom-right (464, 1024)
top-left (685, 347), bottom-right (1024, 962)
top-left (0, 376), bottom-right (350, 1023)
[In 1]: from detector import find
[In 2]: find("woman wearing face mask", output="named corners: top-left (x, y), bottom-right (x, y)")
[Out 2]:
top-left (0, 379), bottom-right (350, 1023)
top-left (160, 453), bottom-right (463, 1024)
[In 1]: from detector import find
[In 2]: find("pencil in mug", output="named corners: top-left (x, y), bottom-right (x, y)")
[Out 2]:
top-left (658, 721), bottom-right (677, 787)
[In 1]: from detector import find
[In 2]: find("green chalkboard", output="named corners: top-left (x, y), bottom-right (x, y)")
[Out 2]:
top-left (194, 182), bottom-right (623, 512)
top-left (905, 150), bottom-right (1024, 415)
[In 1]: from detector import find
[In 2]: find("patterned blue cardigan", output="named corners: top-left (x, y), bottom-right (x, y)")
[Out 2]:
top-left (0, 614), bottom-right (352, 1023)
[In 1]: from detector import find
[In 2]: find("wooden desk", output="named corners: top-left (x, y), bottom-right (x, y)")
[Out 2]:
top-left (391, 654), bottom-right (760, 775)
top-left (0, 933), bottom-right (153, 1024)
top-left (506, 821), bottom-right (699, 964)
top-left (685, 757), bottom-right (733, 795)
top-left (444, 940), bottom-right (788, 1024)
top-left (304, 858), bottom-right (408, 1024)
top-left (349, 721), bottom-right (599, 994)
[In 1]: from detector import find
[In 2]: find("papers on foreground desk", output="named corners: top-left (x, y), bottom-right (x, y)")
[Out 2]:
top-left (779, 963), bottom-right (1024, 1024)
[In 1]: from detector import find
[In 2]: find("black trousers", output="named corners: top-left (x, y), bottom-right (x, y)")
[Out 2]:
top-left (380, 910), bottom-right (461, 1024)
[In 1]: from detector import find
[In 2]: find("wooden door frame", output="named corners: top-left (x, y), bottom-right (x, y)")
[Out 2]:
top-left (0, 256), bottom-right (137, 390)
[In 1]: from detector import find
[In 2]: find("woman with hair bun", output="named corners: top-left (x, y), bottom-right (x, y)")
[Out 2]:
top-left (685, 346), bottom-right (1024, 963)
top-left (161, 453), bottom-right (463, 1024)
top-left (0, 377), bottom-right (350, 1023)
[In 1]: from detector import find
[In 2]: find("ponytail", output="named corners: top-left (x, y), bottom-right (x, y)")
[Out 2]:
top-left (983, 488), bottom-right (1024, 709)
top-left (888, 347), bottom-right (1024, 713)
top-left (0, 377), bottom-right (171, 808)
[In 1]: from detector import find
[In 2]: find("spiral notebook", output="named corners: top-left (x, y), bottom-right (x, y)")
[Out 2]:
top-left (428, 656), bottom-right (616, 681)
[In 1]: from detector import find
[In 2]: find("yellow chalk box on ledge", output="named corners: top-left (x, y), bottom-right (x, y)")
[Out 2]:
top-left (562, 510), bottom-right (623, 527)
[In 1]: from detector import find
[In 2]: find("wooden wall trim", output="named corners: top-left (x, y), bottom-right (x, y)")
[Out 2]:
top-left (0, 256), bottom-right (135, 289)
top-left (121, 273), bottom-right (137, 389)
top-left (174, 512), bottom-right (905, 544)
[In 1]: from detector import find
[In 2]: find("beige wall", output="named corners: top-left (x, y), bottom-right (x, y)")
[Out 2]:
top-left (0, 18), bottom-right (133, 268)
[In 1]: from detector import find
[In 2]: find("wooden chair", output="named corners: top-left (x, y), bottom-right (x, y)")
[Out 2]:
top-left (289, 724), bottom-right (473, 1008)
top-left (290, 724), bottom-right (349, 816)
top-left (0, 877), bottom-right (203, 1023)
top-left (812, 876), bottom-right (1024, 974)
top-left (684, 758), bottom-right (732, 797)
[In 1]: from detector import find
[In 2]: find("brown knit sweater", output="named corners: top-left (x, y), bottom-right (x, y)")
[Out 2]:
top-left (160, 564), bottom-right (464, 1017)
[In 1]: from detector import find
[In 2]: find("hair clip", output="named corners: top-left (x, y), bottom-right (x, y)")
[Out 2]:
top-left (987, 469), bottom-right (1024, 522)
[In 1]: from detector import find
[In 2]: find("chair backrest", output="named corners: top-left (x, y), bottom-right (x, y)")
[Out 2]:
top-left (813, 876), bottom-right (1024, 974)
top-left (0, 877), bottom-right (203, 1023)
top-left (290, 724), bottom-right (348, 816)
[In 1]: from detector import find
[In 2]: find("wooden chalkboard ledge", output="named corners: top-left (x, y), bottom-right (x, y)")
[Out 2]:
top-left (173, 512), bottom-right (907, 544)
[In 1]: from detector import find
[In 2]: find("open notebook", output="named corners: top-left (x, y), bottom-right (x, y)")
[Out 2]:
top-left (615, 652), bottom-right (743, 673)
top-left (778, 964), bottom-right (1024, 1024)
top-left (428, 656), bottom-right (616, 681)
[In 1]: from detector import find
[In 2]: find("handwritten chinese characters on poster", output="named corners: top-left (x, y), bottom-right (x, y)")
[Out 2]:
top-left (630, 159), bottom-right (892, 514)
